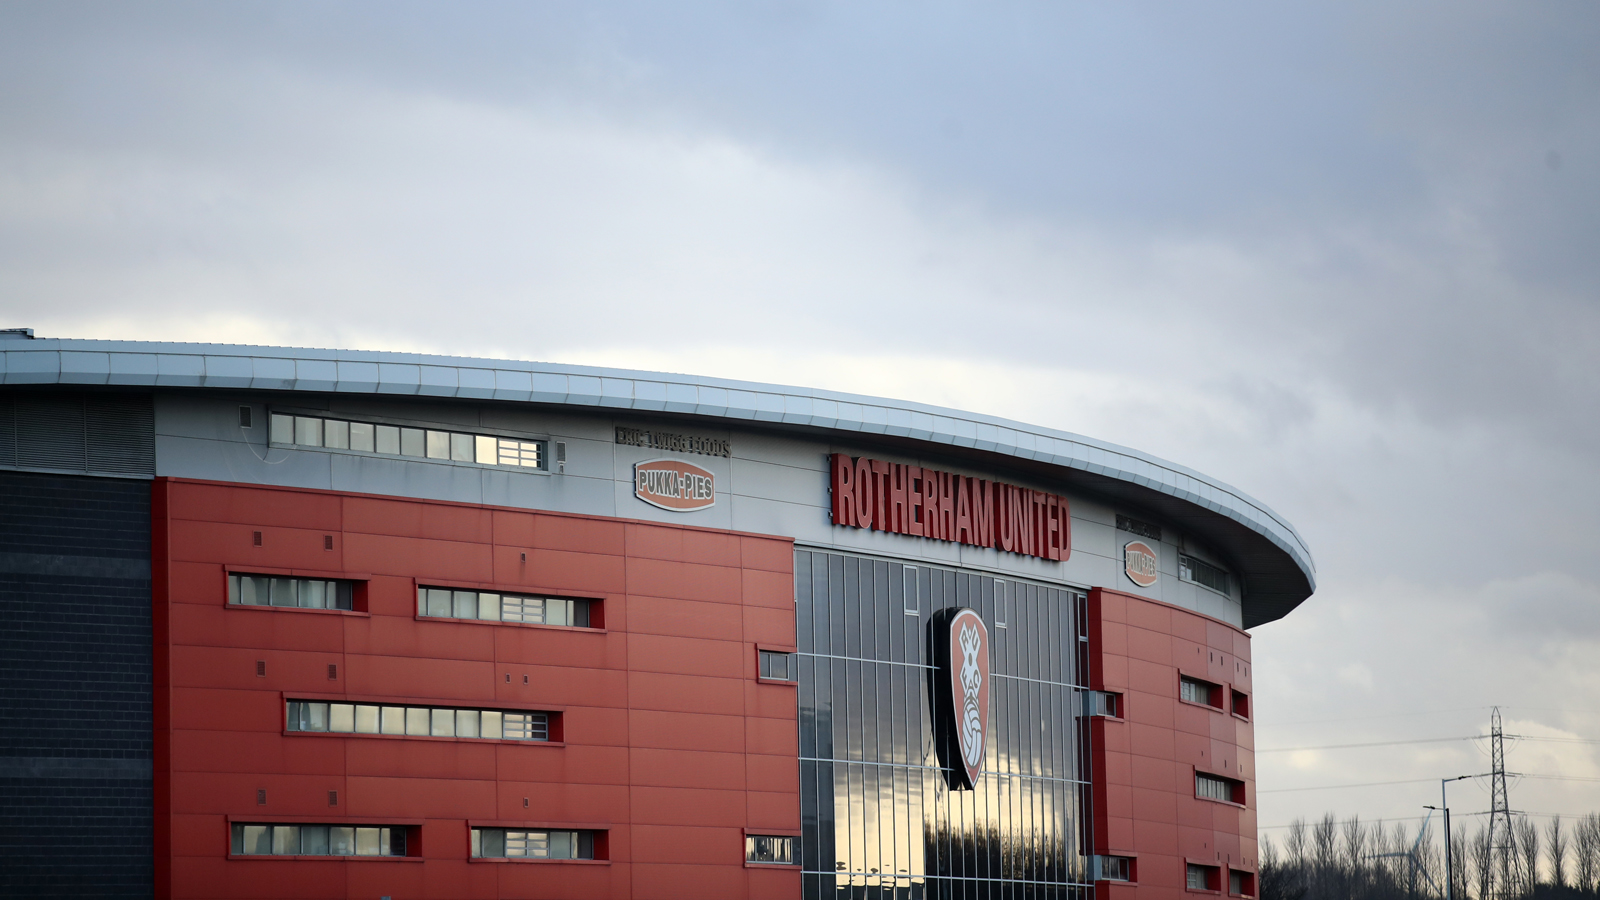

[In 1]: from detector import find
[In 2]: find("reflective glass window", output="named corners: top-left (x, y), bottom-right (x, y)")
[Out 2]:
top-left (375, 424), bottom-right (400, 454)
top-left (349, 421), bottom-right (375, 452)
top-left (324, 420), bottom-right (350, 449)
top-left (400, 427), bottom-right (425, 457)
top-left (425, 430), bottom-right (449, 459)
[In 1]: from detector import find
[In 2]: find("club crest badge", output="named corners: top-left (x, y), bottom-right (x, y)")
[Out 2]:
top-left (931, 607), bottom-right (990, 790)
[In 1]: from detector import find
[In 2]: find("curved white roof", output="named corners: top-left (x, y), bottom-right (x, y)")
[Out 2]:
top-left (0, 337), bottom-right (1315, 626)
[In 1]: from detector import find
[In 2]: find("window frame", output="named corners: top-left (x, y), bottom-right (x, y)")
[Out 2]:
top-left (1194, 770), bottom-right (1247, 807)
top-left (1231, 688), bottom-right (1251, 721)
top-left (224, 566), bottom-right (371, 617)
top-left (1186, 861), bottom-right (1223, 894)
top-left (465, 821), bottom-right (610, 864)
top-left (281, 693), bottom-right (565, 746)
top-left (1084, 690), bottom-right (1123, 719)
top-left (1229, 868), bottom-right (1257, 897)
top-left (742, 828), bottom-right (802, 868)
top-left (756, 644), bottom-right (799, 685)
top-left (411, 579), bottom-right (606, 631)
top-left (268, 408), bottom-right (553, 476)
top-left (1178, 673), bottom-right (1224, 710)
top-left (1091, 854), bottom-right (1137, 883)
top-left (1178, 552), bottom-right (1232, 597)
top-left (224, 815), bottom-right (424, 862)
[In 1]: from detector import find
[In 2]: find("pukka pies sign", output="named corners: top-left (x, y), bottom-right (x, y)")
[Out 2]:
top-left (634, 458), bottom-right (717, 512)
top-left (829, 453), bottom-right (1071, 562)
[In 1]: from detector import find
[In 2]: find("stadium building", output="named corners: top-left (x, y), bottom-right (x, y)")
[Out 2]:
top-left (0, 333), bottom-right (1314, 899)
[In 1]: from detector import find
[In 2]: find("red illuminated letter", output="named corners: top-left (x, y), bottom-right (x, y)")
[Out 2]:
top-left (830, 454), bottom-right (857, 527)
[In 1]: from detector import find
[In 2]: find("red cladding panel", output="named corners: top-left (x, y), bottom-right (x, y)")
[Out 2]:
top-left (1088, 588), bottom-right (1258, 894)
top-left (155, 478), bottom-right (799, 899)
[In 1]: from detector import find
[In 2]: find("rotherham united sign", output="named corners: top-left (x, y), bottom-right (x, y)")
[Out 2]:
top-left (829, 453), bottom-right (1071, 562)
top-left (932, 607), bottom-right (990, 790)
top-left (634, 459), bottom-right (717, 512)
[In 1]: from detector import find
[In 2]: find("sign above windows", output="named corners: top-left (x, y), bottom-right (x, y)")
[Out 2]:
top-left (633, 458), bottom-right (717, 512)
top-left (1124, 540), bottom-right (1159, 587)
top-left (829, 453), bottom-right (1071, 562)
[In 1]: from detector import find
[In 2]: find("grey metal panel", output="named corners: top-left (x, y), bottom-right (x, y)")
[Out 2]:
top-left (5, 339), bottom-right (1316, 625)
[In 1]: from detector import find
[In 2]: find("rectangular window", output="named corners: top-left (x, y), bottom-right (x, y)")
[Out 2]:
top-left (471, 828), bottom-right (597, 859)
top-left (269, 413), bottom-right (546, 472)
top-left (759, 650), bottom-right (795, 681)
top-left (229, 574), bottom-right (354, 611)
top-left (1093, 855), bottom-right (1133, 882)
top-left (231, 823), bottom-right (407, 857)
top-left (745, 834), bottom-right (798, 865)
top-left (1196, 773), bottom-right (1244, 804)
top-left (1232, 689), bottom-right (1249, 719)
top-left (903, 566), bottom-right (919, 616)
top-left (417, 586), bottom-right (592, 628)
top-left (1085, 690), bottom-right (1121, 718)
top-left (1179, 553), bottom-right (1231, 595)
top-left (1180, 676), bottom-right (1220, 708)
top-left (1230, 870), bottom-right (1255, 896)
top-left (1188, 863), bottom-right (1220, 892)
top-left (287, 701), bottom-right (550, 742)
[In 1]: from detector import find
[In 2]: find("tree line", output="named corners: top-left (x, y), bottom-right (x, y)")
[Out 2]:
top-left (1261, 813), bottom-right (1600, 900)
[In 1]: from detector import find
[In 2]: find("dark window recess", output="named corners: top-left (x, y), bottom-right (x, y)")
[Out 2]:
top-left (745, 834), bottom-right (798, 865)
top-left (232, 823), bottom-right (407, 857)
top-left (1197, 773), bottom-right (1245, 804)
top-left (0, 391), bottom-right (155, 476)
top-left (1232, 690), bottom-right (1249, 718)
top-left (417, 586), bottom-right (591, 627)
top-left (323, 535), bottom-right (333, 551)
top-left (1189, 864), bottom-right (1221, 892)
top-left (1180, 553), bottom-right (1231, 595)
top-left (255, 660), bottom-right (266, 677)
top-left (1085, 690), bottom-right (1121, 717)
top-left (1115, 514), bottom-right (1162, 542)
top-left (1094, 855), bottom-right (1133, 882)
top-left (1230, 870), bottom-right (1256, 896)
top-left (239, 406), bottom-right (253, 428)
top-left (229, 573), bottom-right (354, 611)
top-left (759, 650), bottom-right (796, 681)
top-left (472, 828), bottom-right (598, 859)
top-left (1181, 676), bottom-right (1222, 708)
top-left (327, 664), bottom-right (338, 680)
top-left (252, 531), bottom-right (262, 547)
top-left (287, 700), bottom-right (552, 741)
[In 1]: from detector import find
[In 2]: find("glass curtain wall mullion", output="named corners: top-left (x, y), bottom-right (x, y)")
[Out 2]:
top-left (269, 412), bottom-right (545, 471)
top-left (798, 550), bottom-right (1092, 899)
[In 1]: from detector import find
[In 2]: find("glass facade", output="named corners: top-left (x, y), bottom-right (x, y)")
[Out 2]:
top-left (796, 550), bottom-right (1093, 900)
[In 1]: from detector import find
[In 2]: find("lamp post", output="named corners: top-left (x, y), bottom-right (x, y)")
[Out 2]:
top-left (1433, 775), bottom-right (1476, 900)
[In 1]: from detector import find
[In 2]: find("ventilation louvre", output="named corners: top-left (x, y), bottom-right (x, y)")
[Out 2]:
top-left (0, 391), bottom-right (154, 476)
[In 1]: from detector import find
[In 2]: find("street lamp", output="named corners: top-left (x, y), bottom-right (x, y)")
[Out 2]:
top-left (1431, 775), bottom-right (1477, 900)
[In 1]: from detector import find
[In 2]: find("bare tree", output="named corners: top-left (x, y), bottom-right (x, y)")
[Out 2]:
top-left (1313, 813), bottom-right (1339, 900)
top-left (1470, 824), bottom-right (1495, 900)
top-left (1449, 827), bottom-right (1469, 900)
top-left (1546, 815), bottom-right (1568, 889)
top-left (1344, 815), bottom-right (1366, 898)
top-left (1513, 816), bottom-right (1540, 897)
top-left (1575, 813), bottom-right (1600, 895)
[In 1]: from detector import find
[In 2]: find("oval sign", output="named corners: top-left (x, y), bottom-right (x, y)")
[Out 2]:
top-left (634, 458), bottom-right (717, 512)
top-left (934, 607), bottom-right (989, 791)
top-left (1124, 540), bottom-right (1159, 587)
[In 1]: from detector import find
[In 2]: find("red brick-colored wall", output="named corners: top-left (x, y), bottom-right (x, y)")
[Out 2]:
top-left (152, 478), bottom-right (800, 900)
top-left (1087, 588), bottom-right (1256, 900)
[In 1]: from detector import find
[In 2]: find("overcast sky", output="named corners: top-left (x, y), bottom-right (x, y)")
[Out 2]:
top-left (4, 0), bottom-right (1598, 844)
